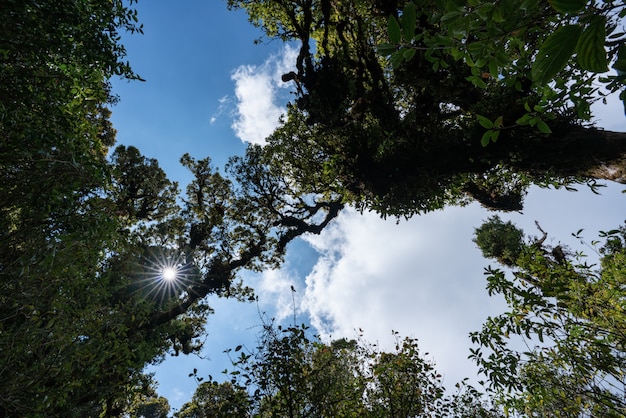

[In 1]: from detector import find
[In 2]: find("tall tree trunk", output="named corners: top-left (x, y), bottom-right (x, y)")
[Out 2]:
top-left (519, 128), bottom-right (626, 183)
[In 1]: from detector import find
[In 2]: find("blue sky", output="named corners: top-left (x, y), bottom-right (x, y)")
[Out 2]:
top-left (110, 1), bottom-right (626, 413)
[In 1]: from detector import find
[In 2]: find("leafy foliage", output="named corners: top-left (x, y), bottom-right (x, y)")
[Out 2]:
top-left (382, 0), bottom-right (625, 113)
top-left (472, 221), bottom-right (626, 416)
top-left (0, 0), bottom-right (147, 415)
top-left (127, 378), bottom-right (171, 418)
top-left (229, 0), bottom-right (626, 218)
top-left (175, 381), bottom-right (251, 418)
top-left (473, 216), bottom-right (525, 267)
top-left (0, 2), bottom-right (345, 415)
top-left (3, 0), bottom-right (626, 415)
top-left (194, 320), bottom-right (502, 417)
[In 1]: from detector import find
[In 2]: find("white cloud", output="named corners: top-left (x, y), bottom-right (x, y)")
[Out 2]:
top-left (171, 388), bottom-right (187, 403)
top-left (209, 95), bottom-right (231, 124)
top-left (273, 44), bottom-right (300, 88)
top-left (230, 45), bottom-right (298, 145)
top-left (296, 182), bottom-right (626, 389)
top-left (256, 268), bottom-right (301, 323)
top-left (300, 204), bottom-right (499, 387)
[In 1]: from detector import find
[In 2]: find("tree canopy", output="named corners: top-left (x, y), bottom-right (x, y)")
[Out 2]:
top-left (176, 320), bottom-right (500, 417)
top-left (228, 0), bottom-right (626, 217)
top-left (1, 0), bottom-right (147, 414)
top-left (2, 0), bottom-right (626, 416)
top-left (0, 2), bottom-right (342, 414)
top-left (472, 217), bottom-right (626, 417)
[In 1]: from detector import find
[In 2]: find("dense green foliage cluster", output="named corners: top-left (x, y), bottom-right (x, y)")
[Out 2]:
top-left (472, 218), bottom-right (626, 417)
top-left (1, 0), bottom-right (626, 416)
top-left (0, 0), bottom-right (146, 414)
top-left (0, 2), bottom-right (343, 414)
top-left (473, 216), bottom-right (525, 266)
top-left (176, 322), bottom-right (499, 417)
top-left (229, 0), bottom-right (626, 217)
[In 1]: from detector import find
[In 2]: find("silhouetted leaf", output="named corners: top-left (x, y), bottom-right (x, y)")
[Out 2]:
top-left (577, 16), bottom-right (608, 72)
top-left (548, 0), bottom-right (587, 13)
top-left (388, 15), bottom-right (401, 43)
top-left (532, 25), bottom-right (581, 84)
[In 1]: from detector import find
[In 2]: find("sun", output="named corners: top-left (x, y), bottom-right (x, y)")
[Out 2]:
top-left (130, 248), bottom-right (192, 305)
top-left (161, 266), bottom-right (178, 281)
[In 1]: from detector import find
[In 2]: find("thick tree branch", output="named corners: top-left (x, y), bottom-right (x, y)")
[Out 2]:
top-left (511, 128), bottom-right (626, 182)
top-left (276, 200), bottom-right (344, 252)
top-left (145, 199), bottom-right (344, 329)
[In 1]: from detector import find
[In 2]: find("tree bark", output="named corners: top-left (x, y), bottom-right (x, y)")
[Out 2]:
top-left (530, 128), bottom-right (626, 183)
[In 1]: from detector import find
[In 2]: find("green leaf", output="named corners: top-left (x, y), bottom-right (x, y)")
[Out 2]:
top-left (388, 15), bottom-right (401, 44)
top-left (377, 43), bottom-right (398, 56)
top-left (495, 47), bottom-right (510, 67)
top-left (576, 16), bottom-right (608, 73)
top-left (467, 74), bottom-right (487, 88)
top-left (440, 10), bottom-right (462, 23)
top-left (520, 0), bottom-right (539, 11)
top-left (489, 60), bottom-right (498, 78)
top-left (613, 58), bottom-right (626, 75)
top-left (532, 24), bottom-right (582, 84)
top-left (449, 48), bottom-right (464, 60)
top-left (403, 48), bottom-right (416, 61)
top-left (401, 2), bottom-right (417, 41)
top-left (476, 3), bottom-right (495, 20)
top-left (390, 51), bottom-right (404, 68)
top-left (516, 113), bottom-right (532, 125)
top-left (481, 130), bottom-right (493, 147)
top-left (477, 115), bottom-right (494, 129)
top-left (492, 7), bottom-right (504, 23)
top-left (548, 0), bottom-right (587, 13)
top-left (536, 119), bottom-right (552, 133)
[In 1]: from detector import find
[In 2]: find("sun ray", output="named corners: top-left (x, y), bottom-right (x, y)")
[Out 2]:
top-left (126, 247), bottom-right (198, 308)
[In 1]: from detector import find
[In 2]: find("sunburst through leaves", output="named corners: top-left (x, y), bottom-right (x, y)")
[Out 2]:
top-left (129, 247), bottom-right (197, 308)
